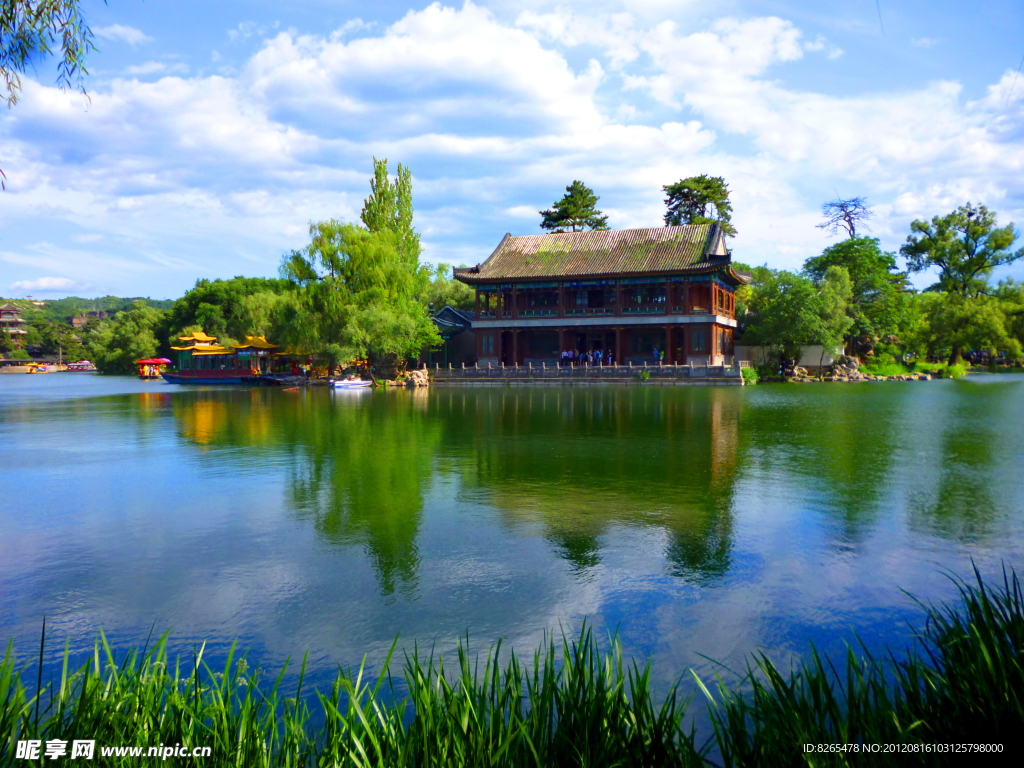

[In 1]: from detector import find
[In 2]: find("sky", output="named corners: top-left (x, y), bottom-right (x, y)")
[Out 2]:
top-left (1, 0), bottom-right (1023, 299)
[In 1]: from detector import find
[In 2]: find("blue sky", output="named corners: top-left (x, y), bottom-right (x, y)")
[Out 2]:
top-left (2, 0), bottom-right (1022, 298)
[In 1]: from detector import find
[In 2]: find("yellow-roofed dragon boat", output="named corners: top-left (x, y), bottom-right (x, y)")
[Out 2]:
top-left (163, 333), bottom-right (281, 384)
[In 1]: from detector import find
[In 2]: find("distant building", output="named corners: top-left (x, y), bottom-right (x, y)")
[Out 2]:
top-left (69, 311), bottom-right (110, 328)
top-left (453, 224), bottom-right (749, 366)
top-left (0, 303), bottom-right (28, 348)
top-left (421, 305), bottom-right (475, 367)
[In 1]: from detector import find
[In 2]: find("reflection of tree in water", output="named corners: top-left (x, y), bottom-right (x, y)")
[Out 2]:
top-left (431, 387), bottom-right (742, 582)
top-left (173, 390), bottom-right (439, 598)
top-left (736, 386), bottom-right (902, 544)
top-left (550, 530), bottom-right (601, 573)
top-left (908, 385), bottom-right (1017, 542)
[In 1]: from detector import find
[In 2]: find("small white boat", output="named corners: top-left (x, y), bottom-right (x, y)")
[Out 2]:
top-left (331, 378), bottom-right (372, 389)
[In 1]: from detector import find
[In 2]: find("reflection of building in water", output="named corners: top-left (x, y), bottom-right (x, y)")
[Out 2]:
top-left (175, 397), bottom-right (229, 446)
top-left (434, 387), bottom-right (741, 581)
top-left (136, 392), bottom-right (172, 413)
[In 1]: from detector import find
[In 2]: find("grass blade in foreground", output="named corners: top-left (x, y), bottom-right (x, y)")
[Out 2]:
top-left (1, 565), bottom-right (1021, 766)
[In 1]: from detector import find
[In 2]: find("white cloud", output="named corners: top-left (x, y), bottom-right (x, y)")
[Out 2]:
top-left (516, 10), bottom-right (640, 68)
top-left (9, 277), bottom-right (94, 293)
top-left (911, 37), bottom-right (940, 48)
top-left (1, 2), bottom-right (1022, 293)
top-left (504, 204), bottom-right (539, 218)
top-left (228, 20), bottom-right (281, 42)
top-left (94, 25), bottom-right (152, 46)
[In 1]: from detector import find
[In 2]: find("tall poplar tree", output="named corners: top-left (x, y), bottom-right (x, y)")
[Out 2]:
top-left (360, 157), bottom-right (421, 270)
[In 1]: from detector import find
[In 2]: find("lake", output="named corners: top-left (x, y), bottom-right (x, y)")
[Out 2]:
top-left (2, 373), bottom-right (1023, 706)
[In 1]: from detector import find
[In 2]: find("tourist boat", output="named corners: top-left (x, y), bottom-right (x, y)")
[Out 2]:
top-left (331, 379), bottom-right (372, 389)
top-left (26, 362), bottom-right (55, 374)
top-left (164, 332), bottom-right (278, 385)
top-left (137, 358), bottom-right (170, 379)
top-left (66, 360), bottom-right (96, 372)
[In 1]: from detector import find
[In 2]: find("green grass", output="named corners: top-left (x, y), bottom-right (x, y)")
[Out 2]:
top-left (697, 564), bottom-right (1022, 766)
top-left (2, 566), bottom-right (1022, 766)
top-left (858, 359), bottom-right (968, 379)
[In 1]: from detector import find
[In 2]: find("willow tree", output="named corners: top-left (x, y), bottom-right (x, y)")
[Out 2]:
top-left (280, 220), bottom-right (439, 371)
top-left (2, 0), bottom-right (97, 188)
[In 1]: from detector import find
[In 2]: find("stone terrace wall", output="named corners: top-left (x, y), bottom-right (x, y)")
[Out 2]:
top-left (429, 362), bottom-right (744, 386)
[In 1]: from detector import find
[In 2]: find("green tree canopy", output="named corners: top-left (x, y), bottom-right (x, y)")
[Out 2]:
top-left (87, 301), bottom-right (168, 374)
top-left (813, 265), bottom-right (854, 370)
top-left (539, 181), bottom-right (609, 233)
top-left (360, 157), bottom-right (420, 270)
top-left (804, 236), bottom-right (909, 347)
top-left (907, 292), bottom-right (1022, 365)
top-left (24, 317), bottom-right (85, 360)
top-left (280, 220), bottom-right (439, 370)
top-left (421, 263), bottom-right (475, 312)
top-left (740, 267), bottom-right (821, 361)
top-left (662, 174), bottom-right (736, 237)
top-left (901, 203), bottom-right (1023, 299)
top-left (166, 276), bottom-right (294, 346)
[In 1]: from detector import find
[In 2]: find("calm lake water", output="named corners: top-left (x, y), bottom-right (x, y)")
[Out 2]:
top-left (2, 373), bottom-right (1023, 703)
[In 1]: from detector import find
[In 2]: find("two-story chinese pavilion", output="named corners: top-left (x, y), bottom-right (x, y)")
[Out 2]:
top-left (453, 224), bottom-right (750, 366)
top-left (0, 303), bottom-right (28, 349)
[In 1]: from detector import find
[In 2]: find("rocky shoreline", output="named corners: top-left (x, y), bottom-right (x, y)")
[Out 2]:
top-left (762, 356), bottom-right (933, 384)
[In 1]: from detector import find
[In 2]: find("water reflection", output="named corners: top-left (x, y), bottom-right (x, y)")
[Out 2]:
top-left (4, 373), bottom-right (1024, 713)
top-left (162, 379), bottom-right (1024, 605)
top-left (428, 387), bottom-right (741, 582)
top-left (170, 390), bottom-right (438, 597)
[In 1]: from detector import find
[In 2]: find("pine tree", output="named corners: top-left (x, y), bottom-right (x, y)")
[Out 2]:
top-left (539, 181), bottom-right (609, 233)
top-left (662, 175), bottom-right (736, 237)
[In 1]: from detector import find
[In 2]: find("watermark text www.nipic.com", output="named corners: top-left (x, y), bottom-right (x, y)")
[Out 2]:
top-left (16, 740), bottom-right (212, 761)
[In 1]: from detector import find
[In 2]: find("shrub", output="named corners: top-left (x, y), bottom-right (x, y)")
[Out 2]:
top-left (741, 367), bottom-right (758, 385)
top-left (946, 363), bottom-right (968, 379)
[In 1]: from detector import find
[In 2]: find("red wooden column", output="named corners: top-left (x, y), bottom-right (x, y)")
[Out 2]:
top-left (665, 327), bottom-right (673, 364)
top-left (615, 283), bottom-right (622, 317)
top-left (558, 284), bottom-right (564, 319)
top-left (512, 330), bottom-right (519, 365)
top-left (475, 289), bottom-right (480, 320)
top-left (476, 328), bottom-right (483, 360)
top-left (512, 286), bottom-right (518, 320)
top-left (615, 327), bottom-right (623, 363)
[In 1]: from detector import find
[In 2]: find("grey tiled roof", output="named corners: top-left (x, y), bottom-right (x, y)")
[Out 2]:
top-left (453, 224), bottom-right (742, 284)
